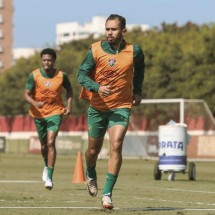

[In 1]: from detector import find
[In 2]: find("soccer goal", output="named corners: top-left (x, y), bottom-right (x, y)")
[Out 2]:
top-left (122, 98), bottom-right (215, 159)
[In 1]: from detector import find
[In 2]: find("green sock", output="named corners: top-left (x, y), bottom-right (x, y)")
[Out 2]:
top-left (44, 159), bottom-right (48, 167)
top-left (86, 165), bottom-right (96, 179)
top-left (47, 167), bottom-right (54, 180)
top-left (102, 172), bottom-right (118, 197)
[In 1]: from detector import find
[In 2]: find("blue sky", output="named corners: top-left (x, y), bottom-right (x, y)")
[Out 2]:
top-left (13, 0), bottom-right (215, 48)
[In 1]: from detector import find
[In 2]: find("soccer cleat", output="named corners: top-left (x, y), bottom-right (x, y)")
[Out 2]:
top-left (45, 178), bottom-right (53, 190)
top-left (101, 194), bottom-right (114, 210)
top-left (86, 177), bottom-right (98, 197)
top-left (42, 166), bottom-right (48, 182)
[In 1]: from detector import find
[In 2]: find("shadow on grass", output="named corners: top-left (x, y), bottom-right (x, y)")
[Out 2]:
top-left (123, 207), bottom-right (183, 211)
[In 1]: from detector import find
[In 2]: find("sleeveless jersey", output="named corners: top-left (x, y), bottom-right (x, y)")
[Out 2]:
top-left (29, 69), bottom-right (65, 118)
top-left (80, 41), bottom-right (134, 111)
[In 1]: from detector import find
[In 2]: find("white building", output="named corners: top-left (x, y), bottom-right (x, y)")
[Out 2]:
top-left (56, 16), bottom-right (106, 46)
top-left (13, 48), bottom-right (41, 60)
top-left (12, 48), bottom-right (41, 63)
top-left (56, 16), bottom-right (149, 46)
top-left (12, 16), bottom-right (150, 60)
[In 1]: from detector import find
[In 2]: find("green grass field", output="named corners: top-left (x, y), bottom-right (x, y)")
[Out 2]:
top-left (0, 153), bottom-right (215, 215)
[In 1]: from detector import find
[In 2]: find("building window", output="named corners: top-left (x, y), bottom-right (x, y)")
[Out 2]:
top-left (0, 60), bottom-right (3, 68)
top-left (0, 29), bottom-right (3, 38)
top-left (0, 14), bottom-right (3, 23)
top-left (63, 33), bottom-right (70, 37)
top-left (0, 0), bottom-right (3, 8)
top-left (0, 44), bottom-right (3, 52)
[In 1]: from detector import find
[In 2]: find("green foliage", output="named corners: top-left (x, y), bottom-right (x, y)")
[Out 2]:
top-left (0, 55), bottom-right (41, 115)
top-left (0, 22), bottom-right (215, 116)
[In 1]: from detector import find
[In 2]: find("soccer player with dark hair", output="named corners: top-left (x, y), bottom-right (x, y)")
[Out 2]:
top-left (24, 48), bottom-right (73, 190)
top-left (77, 14), bottom-right (145, 209)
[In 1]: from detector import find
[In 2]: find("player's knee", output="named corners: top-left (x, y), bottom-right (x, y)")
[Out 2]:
top-left (47, 140), bottom-right (55, 148)
top-left (87, 147), bottom-right (99, 156)
top-left (111, 141), bottom-right (123, 152)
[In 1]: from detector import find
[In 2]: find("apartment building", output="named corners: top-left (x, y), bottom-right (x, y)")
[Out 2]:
top-left (0, 0), bottom-right (13, 74)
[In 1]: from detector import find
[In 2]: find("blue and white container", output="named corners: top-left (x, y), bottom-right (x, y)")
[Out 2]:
top-left (158, 124), bottom-right (189, 171)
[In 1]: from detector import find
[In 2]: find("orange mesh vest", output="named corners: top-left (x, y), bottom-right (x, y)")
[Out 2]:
top-left (29, 69), bottom-right (65, 118)
top-left (80, 41), bottom-right (134, 111)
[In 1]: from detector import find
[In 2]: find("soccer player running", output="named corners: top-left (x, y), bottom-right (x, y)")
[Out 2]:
top-left (24, 48), bottom-right (73, 190)
top-left (77, 14), bottom-right (145, 209)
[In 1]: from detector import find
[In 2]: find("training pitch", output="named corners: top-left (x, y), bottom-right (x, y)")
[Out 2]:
top-left (0, 153), bottom-right (215, 215)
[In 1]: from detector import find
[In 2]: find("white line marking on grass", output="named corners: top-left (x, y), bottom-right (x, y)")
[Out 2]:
top-left (0, 207), bottom-right (215, 212)
top-left (186, 209), bottom-right (215, 211)
top-left (149, 186), bottom-right (215, 194)
top-left (124, 208), bottom-right (215, 212)
top-left (0, 180), bottom-right (40, 183)
top-left (133, 197), bottom-right (215, 207)
top-left (166, 188), bottom-right (215, 194)
top-left (0, 206), bottom-right (101, 209)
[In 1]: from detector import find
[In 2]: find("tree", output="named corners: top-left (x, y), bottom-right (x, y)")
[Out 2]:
top-left (1, 23), bottom-right (215, 116)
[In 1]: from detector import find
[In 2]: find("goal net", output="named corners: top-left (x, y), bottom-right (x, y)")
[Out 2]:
top-left (121, 98), bottom-right (215, 159)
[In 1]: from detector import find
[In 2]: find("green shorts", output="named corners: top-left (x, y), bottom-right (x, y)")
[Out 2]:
top-left (88, 106), bottom-right (131, 138)
top-left (34, 114), bottom-right (62, 140)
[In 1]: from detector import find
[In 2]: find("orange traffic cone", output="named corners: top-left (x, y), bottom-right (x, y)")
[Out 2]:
top-left (72, 151), bottom-right (85, 183)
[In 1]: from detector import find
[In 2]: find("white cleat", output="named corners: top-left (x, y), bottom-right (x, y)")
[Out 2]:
top-left (101, 194), bottom-right (114, 210)
top-left (45, 178), bottom-right (53, 190)
top-left (86, 177), bottom-right (98, 197)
